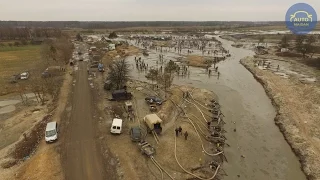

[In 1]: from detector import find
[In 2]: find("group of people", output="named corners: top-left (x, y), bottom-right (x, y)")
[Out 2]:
top-left (175, 126), bottom-right (189, 140)
top-left (135, 57), bottom-right (148, 71)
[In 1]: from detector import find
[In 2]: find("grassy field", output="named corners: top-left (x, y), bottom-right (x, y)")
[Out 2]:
top-left (0, 45), bottom-right (41, 95)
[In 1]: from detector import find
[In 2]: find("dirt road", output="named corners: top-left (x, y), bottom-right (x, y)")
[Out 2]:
top-left (63, 62), bottom-right (105, 180)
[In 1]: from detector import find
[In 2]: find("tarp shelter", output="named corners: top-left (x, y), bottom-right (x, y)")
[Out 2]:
top-left (144, 114), bottom-right (163, 134)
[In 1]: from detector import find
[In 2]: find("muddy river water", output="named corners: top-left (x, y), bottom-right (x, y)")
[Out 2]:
top-left (126, 36), bottom-right (306, 180)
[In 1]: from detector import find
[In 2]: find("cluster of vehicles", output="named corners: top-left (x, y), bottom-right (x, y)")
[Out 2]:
top-left (10, 71), bottom-right (30, 83)
top-left (108, 90), bottom-right (164, 157)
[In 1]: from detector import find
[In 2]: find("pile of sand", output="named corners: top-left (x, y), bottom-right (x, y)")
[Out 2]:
top-left (186, 55), bottom-right (210, 68)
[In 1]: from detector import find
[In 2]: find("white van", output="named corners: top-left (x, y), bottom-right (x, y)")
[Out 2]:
top-left (110, 118), bottom-right (123, 134)
top-left (45, 121), bottom-right (58, 143)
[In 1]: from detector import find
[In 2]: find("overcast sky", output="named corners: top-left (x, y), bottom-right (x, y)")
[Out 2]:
top-left (0, 0), bottom-right (319, 21)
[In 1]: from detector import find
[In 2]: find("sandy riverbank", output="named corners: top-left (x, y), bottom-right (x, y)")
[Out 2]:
top-left (240, 56), bottom-right (320, 180)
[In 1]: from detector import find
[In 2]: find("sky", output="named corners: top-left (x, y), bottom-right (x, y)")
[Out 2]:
top-left (0, 0), bottom-right (319, 21)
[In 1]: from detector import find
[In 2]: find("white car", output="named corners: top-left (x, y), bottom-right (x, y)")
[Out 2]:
top-left (20, 72), bottom-right (30, 80)
top-left (45, 122), bottom-right (58, 143)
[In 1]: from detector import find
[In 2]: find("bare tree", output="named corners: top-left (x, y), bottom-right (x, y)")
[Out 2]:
top-left (146, 68), bottom-right (159, 89)
top-left (157, 60), bottom-right (178, 97)
top-left (55, 37), bottom-right (74, 64)
top-left (107, 59), bottom-right (130, 90)
top-left (158, 73), bottom-right (174, 98)
top-left (295, 35), bottom-right (316, 58)
top-left (109, 31), bottom-right (118, 39)
top-left (258, 36), bottom-right (265, 46)
top-left (29, 77), bottom-right (47, 105)
top-left (41, 37), bottom-right (73, 66)
top-left (76, 33), bottom-right (83, 41)
top-left (41, 40), bottom-right (57, 66)
top-left (280, 35), bottom-right (289, 48)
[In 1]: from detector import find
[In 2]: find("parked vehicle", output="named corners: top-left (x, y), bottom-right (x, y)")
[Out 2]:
top-left (10, 74), bottom-right (20, 83)
top-left (42, 66), bottom-right (62, 78)
top-left (110, 118), bottom-right (123, 134)
top-left (42, 71), bottom-right (51, 78)
top-left (45, 122), bottom-right (58, 143)
top-left (125, 101), bottom-right (133, 112)
top-left (20, 72), bottom-right (30, 80)
top-left (145, 96), bottom-right (163, 105)
top-left (130, 126), bottom-right (142, 142)
top-left (112, 89), bottom-right (133, 101)
top-left (138, 141), bottom-right (156, 157)
top-left (98, 63), bottom-right (105, 72)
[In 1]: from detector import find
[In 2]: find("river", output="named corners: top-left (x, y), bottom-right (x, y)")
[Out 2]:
top-left (126, 36), bottom-right (306, 180)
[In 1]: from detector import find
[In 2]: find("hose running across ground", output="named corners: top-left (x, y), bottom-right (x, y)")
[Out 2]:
top-left (168, 96), bottom-right (223, 156)
top-left (174, 132), bottom-right (221, 180)
top-left (151, 157), bottom-right (175, 180)
top-left (151, 157), bottom-right (164, 180)
top-left (188, 90), bottom-right (213, 111)
top-left (166, 96), bottom-right (223, 179)
top-left (184, 99), bottom-right (210, 123)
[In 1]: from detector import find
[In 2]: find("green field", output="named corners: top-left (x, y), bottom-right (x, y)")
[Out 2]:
top-left (0, 45), bottom-right (41, 95)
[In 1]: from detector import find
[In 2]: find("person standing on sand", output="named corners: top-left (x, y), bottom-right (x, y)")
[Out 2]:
top-left (175, 128), bottom-right (179, 137)
top-left (178, 126), bottom-right (182, 135)
top-left (184, 131), bottom-right (189, 140)
top-left (218, 72), bottom-right (220, 79)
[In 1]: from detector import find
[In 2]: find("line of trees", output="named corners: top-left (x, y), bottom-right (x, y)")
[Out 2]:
top-left (105, 58), bottom-right (178, 98)
top-left (28, 35), bottom-right (73, 104)
top-left (0, 21), bottom-right (284, 29)
top-left (279, 34), bottom-right (319, 58)
top-left (0, 27), bottom-right (62, 40)
top-left (146, 60), bottom-right (179, 97)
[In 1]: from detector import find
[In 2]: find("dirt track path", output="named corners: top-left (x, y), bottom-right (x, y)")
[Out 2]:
top-left (63, 62), bottom-right (105, 180)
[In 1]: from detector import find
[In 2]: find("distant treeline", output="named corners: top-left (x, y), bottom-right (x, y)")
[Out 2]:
top-left (0, 21), bottom-right (285, 29)
top-left (0, 27), bottom-right (61, 40)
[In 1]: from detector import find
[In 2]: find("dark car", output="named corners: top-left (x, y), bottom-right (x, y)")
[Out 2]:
top-left (10, 74), bottom-right (20, 83)
top-left (130, 127), bottom-right (142, 142)
top-left (41, 71), bottom-right (51, 78)
top-left (145, 96), bottom-right (163, 105)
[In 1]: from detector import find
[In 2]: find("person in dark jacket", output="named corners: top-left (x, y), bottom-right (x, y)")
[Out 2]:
top-left (175, 128), bottom-right (179, 137)
top-left (184, 131), bottom-right (189, 140)
top-left (178, 126), bottom-right (182, 135)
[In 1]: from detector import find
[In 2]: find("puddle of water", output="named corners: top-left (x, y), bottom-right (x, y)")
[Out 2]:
top-left (0, 105), bottom-right (16, 114)
top-left (0, 100), bottom-right (21, 107)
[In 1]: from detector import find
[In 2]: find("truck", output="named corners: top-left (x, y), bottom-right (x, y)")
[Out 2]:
top-left (111, 89), bottom-right (133, 101)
